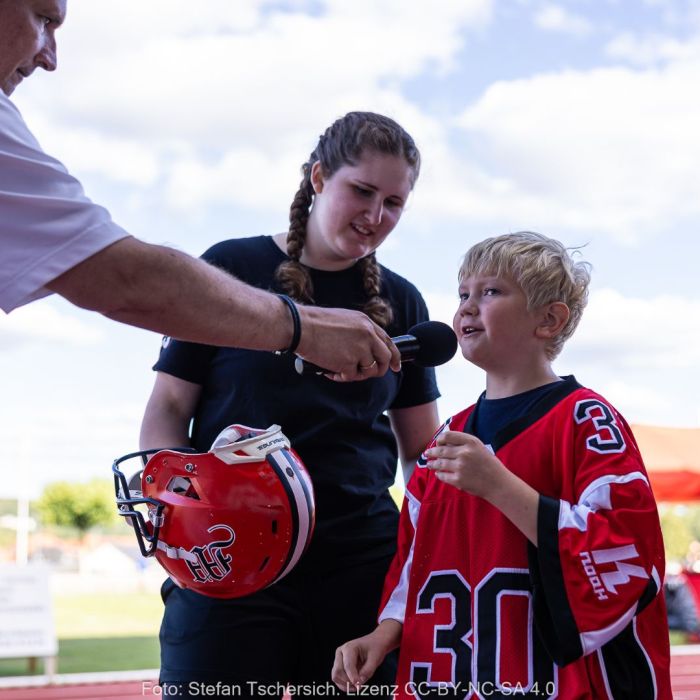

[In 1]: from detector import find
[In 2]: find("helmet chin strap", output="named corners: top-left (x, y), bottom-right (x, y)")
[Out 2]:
top-left (156, 539), bottom-right (198, 563)
top-left (210, 423), bottom-right (291, 464)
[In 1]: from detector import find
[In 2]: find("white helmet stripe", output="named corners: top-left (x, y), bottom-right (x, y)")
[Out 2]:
top-left (266, 449), bottom-right (314, 584)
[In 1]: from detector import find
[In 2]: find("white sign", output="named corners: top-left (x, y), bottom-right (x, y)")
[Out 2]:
top-left (0, 564), bottom-right (57, 659)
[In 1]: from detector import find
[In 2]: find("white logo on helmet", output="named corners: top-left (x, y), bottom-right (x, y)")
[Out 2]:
top-left (256, 437), bottom-right (287, 451)
top-left (184, 524), bottom-right (236, 584)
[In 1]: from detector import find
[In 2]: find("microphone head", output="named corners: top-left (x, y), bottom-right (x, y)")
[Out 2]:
top-left (407, 321), bottom-right (458, 367)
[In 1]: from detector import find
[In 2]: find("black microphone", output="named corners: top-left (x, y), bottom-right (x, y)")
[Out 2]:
top-left (294, 321), bottom-right (458, 375)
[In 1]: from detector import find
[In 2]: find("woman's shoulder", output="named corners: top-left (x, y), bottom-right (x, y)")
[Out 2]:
top-left (377, 263), bottom-right (431, 334)
top-left (378, 262), bottom-right (424, 299)
top-left (201, 235), bottom-right (284, 273)
top-left (202, 234), bottom-right (277, 259)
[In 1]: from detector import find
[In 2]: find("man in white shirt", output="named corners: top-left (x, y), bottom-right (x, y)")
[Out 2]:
top-left (0, 0), bottom-right (399, 381)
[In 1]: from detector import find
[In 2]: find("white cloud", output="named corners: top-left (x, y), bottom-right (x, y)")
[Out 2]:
top-left (14, 0), bottom-right (492, 212)
top-left (605, 32), bottom-right (700, 66)
top-left (0, 303), bottom-right (103, 350)
top-left (558, 288), bottom-right (700, 426)
top-left (164, 148), bottom-right (300, 212)
top-left (588, 378), bottom-right (673, 419)
top-left (13, 0), bottom-right (699, 245)
top-left (160, 91), bottom-right (447, 212)
top-left (21, 4), bottom-right (684, 251)
top-left (23, 112), bottom-right (160, 187)
top-left (534, 4), bottom-right (593, 36)
top-left (570, 288), bottom-right (700, 370)
top-left (448, 56), bottom-right (700, 243)
top-left (641, 0), bottom-right (700, 30)
top-left (0, 402), bottom-right (144, 498)
top-left (59, 0), bottom-right (267, 53)
top-left (424, 290), bottom-right (460, 327)
top-left (22, 0), bottom-right (492, 145)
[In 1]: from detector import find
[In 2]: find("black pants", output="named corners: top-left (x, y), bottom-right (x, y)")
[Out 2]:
top-left (159, 554), bottom-right (397, 698)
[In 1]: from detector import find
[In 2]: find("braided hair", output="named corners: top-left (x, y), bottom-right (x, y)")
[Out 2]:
top-left (275, 112), bottom-right (421, 328)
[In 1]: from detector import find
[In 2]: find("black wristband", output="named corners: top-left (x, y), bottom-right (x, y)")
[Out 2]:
top-left (275, 294), bottom-right (302, 355)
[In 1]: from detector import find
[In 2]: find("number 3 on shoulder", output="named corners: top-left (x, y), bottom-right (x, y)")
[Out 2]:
top-left (574, 399), bottom-right (627, 454)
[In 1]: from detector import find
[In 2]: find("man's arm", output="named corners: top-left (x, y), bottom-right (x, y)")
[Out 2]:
top-left (47, 237), bottom-right (400, 380)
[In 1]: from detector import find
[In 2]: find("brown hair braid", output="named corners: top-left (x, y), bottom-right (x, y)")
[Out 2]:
top-left (275, 111), bottom-right (421, 327)
top-left (276, 163), bottom-right (315, 304)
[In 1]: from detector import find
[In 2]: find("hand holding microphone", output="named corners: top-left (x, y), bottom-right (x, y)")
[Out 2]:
top-left (295, 321), bottom-right (458, 376)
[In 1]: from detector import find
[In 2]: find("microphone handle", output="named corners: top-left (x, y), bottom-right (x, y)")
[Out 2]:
top-left (294, 334), bottom-right (419, 376)
top-left (294, 357), bottom-right (326, 376)
top-left (392, 335), bottom-right (420, 363)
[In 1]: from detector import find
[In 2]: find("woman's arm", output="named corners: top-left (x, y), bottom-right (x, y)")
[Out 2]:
top-left (388, 401), bottom-right (440, 484)
top-left (139, 372), bottom-right (203, 450)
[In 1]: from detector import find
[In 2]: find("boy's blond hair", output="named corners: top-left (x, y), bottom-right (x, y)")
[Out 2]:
top-left (458, 231), bottom-right (591, 359)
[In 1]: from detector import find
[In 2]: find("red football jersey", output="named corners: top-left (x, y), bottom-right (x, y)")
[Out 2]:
top-left (380, 377), bottom-right (671, 699)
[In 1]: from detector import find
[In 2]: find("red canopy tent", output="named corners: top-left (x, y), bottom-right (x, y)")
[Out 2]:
top-left (631, 424), bottom-right (700, 502)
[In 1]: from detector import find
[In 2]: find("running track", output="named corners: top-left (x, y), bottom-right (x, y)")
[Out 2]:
top-left (1, 648), bottom-right (699, 699)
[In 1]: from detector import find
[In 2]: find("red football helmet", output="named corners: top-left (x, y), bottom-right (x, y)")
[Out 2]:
top-left (113, 424), bottom-right (315, 599)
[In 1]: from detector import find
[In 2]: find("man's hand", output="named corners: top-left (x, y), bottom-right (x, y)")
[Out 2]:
top-left (296, 305), bottom-right (401, 382)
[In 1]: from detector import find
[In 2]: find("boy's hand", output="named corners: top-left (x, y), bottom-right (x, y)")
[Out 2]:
top-left (425, 430), bottom-right (505, 498)
top-left (332, 621), bottom-right (402, 692)
top-left (426, 430), bottom-right (540, 544)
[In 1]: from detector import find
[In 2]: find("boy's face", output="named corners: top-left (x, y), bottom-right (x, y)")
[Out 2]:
top-left (453, 272), bottom-right (544, 372)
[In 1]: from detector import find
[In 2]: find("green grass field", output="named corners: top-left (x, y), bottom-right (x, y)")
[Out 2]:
top-left (0, 590), bottom-right (162, 677)
top-left (53, 591), bottom-right (163, 638)
top-left (0, 637), bottom-right (159, 676)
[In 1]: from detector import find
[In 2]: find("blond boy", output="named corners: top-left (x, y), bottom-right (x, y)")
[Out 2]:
top-left (333, 232), bottom-right (671, 699)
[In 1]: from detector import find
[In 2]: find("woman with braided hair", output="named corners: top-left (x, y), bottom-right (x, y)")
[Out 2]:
top-left (140, 111), bottom-right (441, 698)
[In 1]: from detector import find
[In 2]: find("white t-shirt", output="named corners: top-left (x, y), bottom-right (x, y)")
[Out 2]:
top-left (0, 93), bottom-right (130, 312)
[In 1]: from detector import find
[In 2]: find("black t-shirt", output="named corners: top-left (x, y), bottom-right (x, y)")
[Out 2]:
top-left (469, 379), bottom-right (568, 447)
top-left (154, 235), bottom-right (440, 566)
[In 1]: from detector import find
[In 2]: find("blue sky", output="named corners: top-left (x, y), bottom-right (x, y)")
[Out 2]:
top-left (1, 0), bottom-right (700, 498)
